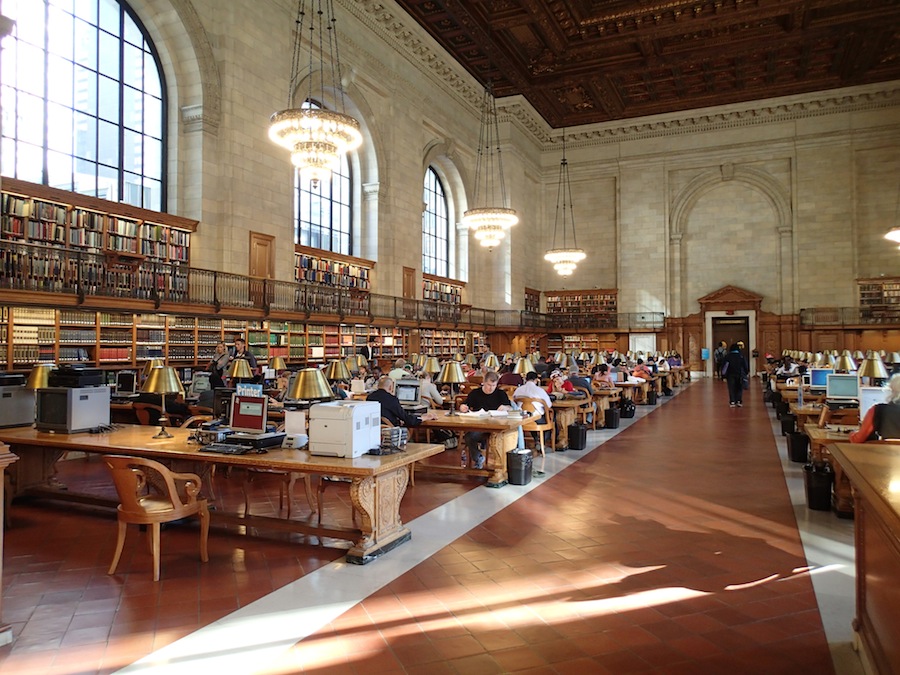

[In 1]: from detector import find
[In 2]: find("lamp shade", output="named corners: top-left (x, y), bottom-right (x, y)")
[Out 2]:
top-left (436, 361), bottom-right (466, 384)
top-left (324, 360), bottom-right (352, 381)
top-left (483, 354), bottom-right (500, 370)
top-left (852, 350), bottom-right (865, 361)
top-left (142, 358), bottom-right (164, 378)
top-left (416, 354), bottom-right (427, 369)
top-left (422, 357), bottom-right (441, 374)
top-left (465, 353), bottom-right (478, 365)
top-left (141, 366), bottom-right (185, 396)
top-left (228, 358), bottom-right (254, 380)
top-left (452, 353), bottom-right (464, 362)
top-left (833, 354), bottom-right (857, 372)
top-left (858, 351), bottom-right (888, 380)
top-left (513, 357), bottom-right (535, 375)
top-left (287, 368), bottom-right (333, 400)
top-left (269, 356), bottom-right (287, 372)
top-left (502, 352), bottom-right (514, 363)
top-left (885, 352), bottom-right (900, 365)
top-left (25, 363), bottom-right (56, 389)
top-left (355, 353), bottom-right (369, 368)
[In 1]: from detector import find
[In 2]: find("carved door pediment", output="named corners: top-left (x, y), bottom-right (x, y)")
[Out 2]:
top-left (698, 285), bottom-right (763, 312)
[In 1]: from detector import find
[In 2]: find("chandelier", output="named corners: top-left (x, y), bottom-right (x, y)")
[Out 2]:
top-left (885, 181), bottom-right (900, 247)
top-left (544, 132), bottom-right (586, 276)
top-left (268, 0), bottom-right (362, 185)
top-left (461, 83), bottom-right (518, 248)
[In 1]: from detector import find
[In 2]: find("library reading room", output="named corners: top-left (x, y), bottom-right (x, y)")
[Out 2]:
top-left (1, 1), bottom-right (900, 674)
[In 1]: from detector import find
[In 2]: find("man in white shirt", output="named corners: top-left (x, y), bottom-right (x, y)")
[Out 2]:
top-left (514, 371), bottom-right (553, 447)
top-left (388, 358), bottom-right (410, 381)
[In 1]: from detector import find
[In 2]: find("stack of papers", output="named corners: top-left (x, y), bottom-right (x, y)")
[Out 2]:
top-left (458, 409), bottom-right (509, 417)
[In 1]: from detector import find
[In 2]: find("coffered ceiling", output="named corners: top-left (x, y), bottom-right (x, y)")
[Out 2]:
top-left (392, 0), bottom-right (900, 128)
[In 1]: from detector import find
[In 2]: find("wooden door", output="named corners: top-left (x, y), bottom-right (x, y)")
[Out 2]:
top-left (402, 266), bottom-right (416, 320)
top-left (249, 232), bottom-right (275, 279)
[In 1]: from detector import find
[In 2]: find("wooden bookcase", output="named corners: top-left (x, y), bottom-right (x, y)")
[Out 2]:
top-left (293, 245), bottom-right (374, 290)
top-left (422, 273), bottom-right (463, 304)
top-left (0, 305), bottom-right (409, 373)
top-left (858, 277), bottom-right (900, 323)
top-left (524, 288), bottom-right (540, 313)
top-left (414, 329), bottom-right (484, 359)
top-left (544, 289), bottom-right (617, 327)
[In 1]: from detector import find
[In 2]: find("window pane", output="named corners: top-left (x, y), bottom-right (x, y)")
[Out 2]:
top-left (16, 2), bottom-right (46, 48)
top-left (143, 52), bottom-right (160, 98)
top-left (17, 43), bottom-right (44, 96)
top-left (48, 103), bottom-right (74, 152)
top-left (47, 150), bottom-right (74, 189)
top-left (97, 163), bottom-right (117, 200)
top-left (48, 6), bottom-right (74, 59)
top-left (17, 92), bottom-right (44, 145)
top-left (98, 0), bottom-right (119, 36)
top-left (123, 127), bottom-right (140, 172)
top-left (74, 18), bottom-right (97, 69)
top-left (74, 65), bottom-right (97, 115)
top-left (47, 56), bottom-right (74, 106)
top-left (97, 75), bottom-right (118, 122)
top-left (17, 142), bottom-right (43, 183)
top-left (2, 137), bottom-right (15, 176)
top-left (74, 0), bottom-right (97, 24)
top-left (75, 157), bottom-right (96, 193)
top-left (144, 177), bottom-right (161, 211)
top-left (123, 11), bottom-right (142, 46)
top-left (122, 85), bottom-right (142, 130)
top-left (122, 42), bottom-right (142, 88)
top-left (98, 118), bottom-right (118, 165)
top-left (50, 0), bottom-right (75, 13)
top-left (144, 92), bottom-right (161, 137)
top-left (98, 30), bottom-right (120, 79)
top-left (74, 110), bottom-right (96, 160)
top-left (143, 136), bottom-right (161, 179)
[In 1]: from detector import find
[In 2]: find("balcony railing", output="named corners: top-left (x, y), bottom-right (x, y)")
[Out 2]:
top-left (0, 239), bottom-right (666, 331)
top-left (800, 306), bottom-right (900, 326)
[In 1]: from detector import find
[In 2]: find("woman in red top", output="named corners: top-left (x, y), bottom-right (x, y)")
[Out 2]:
top-left (546, 370), bottom-right (574, 396)
top-left (850, 374), bottom-right (900, 443)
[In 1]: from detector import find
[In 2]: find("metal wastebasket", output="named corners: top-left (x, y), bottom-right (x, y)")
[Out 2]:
top-left (804, 462), bottom-right (833, 511)
top-left (506, 449), bottom-right (533, 486)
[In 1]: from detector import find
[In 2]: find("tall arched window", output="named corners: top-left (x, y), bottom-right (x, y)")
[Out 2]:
top-left (0, 0), bottom-right (166, 210)
top-left (293, 103), bottom-right (353, 255)
top-left (422, 167), bottom-right (448, 277)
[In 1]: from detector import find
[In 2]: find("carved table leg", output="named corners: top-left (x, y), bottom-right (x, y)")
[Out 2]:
top-left (486, 429), bottom-right (517, 488)
top-left (345, 465), bottom-right (412, 564)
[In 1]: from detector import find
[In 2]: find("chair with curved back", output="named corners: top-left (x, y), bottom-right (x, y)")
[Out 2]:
top-left (516, 397), bottom-right (553, 475)
top-left (132, 402), bottom-right (162, 426)
top-left (573, 386), bottom-right (597, 430)
top-left (103, 455), bottom-right (209, 581)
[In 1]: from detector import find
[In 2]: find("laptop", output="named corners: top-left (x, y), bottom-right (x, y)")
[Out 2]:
top-left (395, 379), bottom-right (426, 412)
top-left (112, 371), bottom-right (139, 402)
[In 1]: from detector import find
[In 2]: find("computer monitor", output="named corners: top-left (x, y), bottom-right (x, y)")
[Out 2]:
top-left (858, 385), bottom-right (890, 421)
top-left (826, 373), bottom-right (860, 400)
top-left (395, 380), bottom-right (420, 403)
top-left (801, 374), bottom-right (810, 387)
top-left (284, 371), bottom-right (299, 400)
top-left (188, 372), bottom-right (211, 396)
top-left (229, 394), bottom-right (268, 434)
top-left (115, 371), bottom-right (137, 396)
top-left (213, 387), bottom-right (236, 420)
top-left (809, 368), bottom-right (833, 389)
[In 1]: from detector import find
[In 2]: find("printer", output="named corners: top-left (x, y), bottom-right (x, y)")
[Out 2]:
top-left (0, 372), bottom-right (35, 428)
top-left (308, 400), bottom-right (381, 458)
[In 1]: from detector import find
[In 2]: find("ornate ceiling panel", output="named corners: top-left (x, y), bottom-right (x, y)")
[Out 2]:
top-left (393, 0), bottom-right (900, 127)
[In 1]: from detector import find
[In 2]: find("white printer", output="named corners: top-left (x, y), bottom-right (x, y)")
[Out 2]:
top-left (308, 400), bottom-right (382, 458)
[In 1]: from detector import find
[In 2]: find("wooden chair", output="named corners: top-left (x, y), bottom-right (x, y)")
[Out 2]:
top-left (516, 397), bottom-right (553, 475)
top-left (180, 414), bottom-right (212, 429)
top-left (103, 455), bottom-right (209, 581)
top-left (132, 402), bottom-right (162, 426)
top-left (573, 386), bottom-right (597, 429)
top-left (500, 384), bottom-right (518, 400)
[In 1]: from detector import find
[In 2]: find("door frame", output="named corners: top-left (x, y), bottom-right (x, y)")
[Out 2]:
top-left (705, 310), bottom-right (756, 378)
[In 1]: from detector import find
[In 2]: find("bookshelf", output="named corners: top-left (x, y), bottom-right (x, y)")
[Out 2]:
top-left (544, 289), bottom-right (617, 327)
top-left (524, 288), bottom-right (540, 313)
top-left (422, 273), bottom-right (463, 304)
top-left (0, 177), bottom-right (197, 266)
top-left (0, 304), bottom-right (413, 373)
top-left (858, 277), bottom-right (900, 323)
top-left (294, 245), bottom-right (373, 290)
top-left (415, 329), bottom-right (484, 359)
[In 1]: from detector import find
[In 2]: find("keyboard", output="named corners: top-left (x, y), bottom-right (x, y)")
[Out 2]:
top-left (200, 442), bottom-right (258, 455)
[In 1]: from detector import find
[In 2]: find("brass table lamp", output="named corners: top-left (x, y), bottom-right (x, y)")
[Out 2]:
top-left (436, 361), bottom-right (466, 415)
top-left (228, 358), bottom-right (254, 383)
top-left (25, 363), bottom-right (56, 389)
top-left (269, 356), bottom-right (288, 372)
top-left (422, 357), bottom-right (441, 375)
top-left (287, 368), bottom-right (333, 401)
top-left (513, 357), bottom-right (535, 375)
top-left (141, 366), bottom-right (185, 438)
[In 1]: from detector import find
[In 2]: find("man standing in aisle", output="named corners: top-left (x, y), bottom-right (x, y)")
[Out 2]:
top-left (459, 371), bottom-right (511, 469)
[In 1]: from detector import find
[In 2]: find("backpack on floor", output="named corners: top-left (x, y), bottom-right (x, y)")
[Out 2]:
top-left (620, 399), bottom-right (636, 418)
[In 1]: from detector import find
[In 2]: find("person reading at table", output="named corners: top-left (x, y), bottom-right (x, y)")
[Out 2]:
top-left (546, 370), bottom-right (577, 450)
top-left (514, 371), bottom-right (552, 447)
top-left (459, 371), bottom-right (511, 469)
top-left (367, 376), bottom-right (438, 428)
top-left (546, 370), bottom-right (574, 398)
top-left (592, 364), bottom-right (616, 389)
top-left (850, 374), bottom-right (900, 442)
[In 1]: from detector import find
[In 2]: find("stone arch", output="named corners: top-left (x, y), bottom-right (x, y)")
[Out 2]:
top-left (668, 164), bottom-right (793, 316)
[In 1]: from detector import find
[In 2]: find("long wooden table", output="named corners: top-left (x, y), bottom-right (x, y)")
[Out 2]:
top-left (827, 442), bottom-right (900, 675)
top-left (417, 410), bottom-right (527, 487)
top-left (0, 425), bottom-right (442, 564)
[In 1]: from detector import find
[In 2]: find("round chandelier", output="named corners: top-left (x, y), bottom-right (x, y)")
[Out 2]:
top-left (544, 248), bottom-right (587, 276)
top-left (545, 131), bottom-right (586, 276)
top-left (462, 84), bottom-right (517, 249)
top-left (268, 0), bottom-right (362, 185)
top-left (269, 107), bottom-right (362, 184)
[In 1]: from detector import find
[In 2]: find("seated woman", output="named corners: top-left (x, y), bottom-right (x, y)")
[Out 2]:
top-left (850, 374), bottom-right (900, 442)
top-left (417, 370), bottom-right (444, 406)
top-left (592, 364), bottom-right (617, 389)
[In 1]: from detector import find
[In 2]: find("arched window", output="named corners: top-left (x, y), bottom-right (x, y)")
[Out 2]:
top-left (1, 0), bottom-right (166, 210)
top-left (293, 103), bottom-right (353, 255)
top-left (422, 167), bottom-right (448, 277)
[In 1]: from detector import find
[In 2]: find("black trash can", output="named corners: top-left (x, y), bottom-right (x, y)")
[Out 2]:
top-left (568, 424), bottom-right (587, 450)
top-left (786, 432), bottom-right (809, 463)
top-left (604, 407), bottom-right (620, 429)
top-left (646, 391), bottom-right (658, 405)
top-left (780, 413), bottom-right (797, 436)
top-left (776, 400), bottom-right (790, 420)
top-left (507, 449), bottom-right (533, 485)
top-left (804, 462), bottom-right (833, 511)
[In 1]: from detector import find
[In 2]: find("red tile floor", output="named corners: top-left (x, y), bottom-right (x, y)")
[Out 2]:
top-left (1, 379), bottom-right (843, 674)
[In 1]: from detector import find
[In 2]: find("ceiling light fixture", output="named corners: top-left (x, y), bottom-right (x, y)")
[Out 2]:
top-left (268, 0), bottom-right (362, 186)
top-left (461, 83), bottom-right (518, 249)
top-left (544, 131), bottom-right (586, 276)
